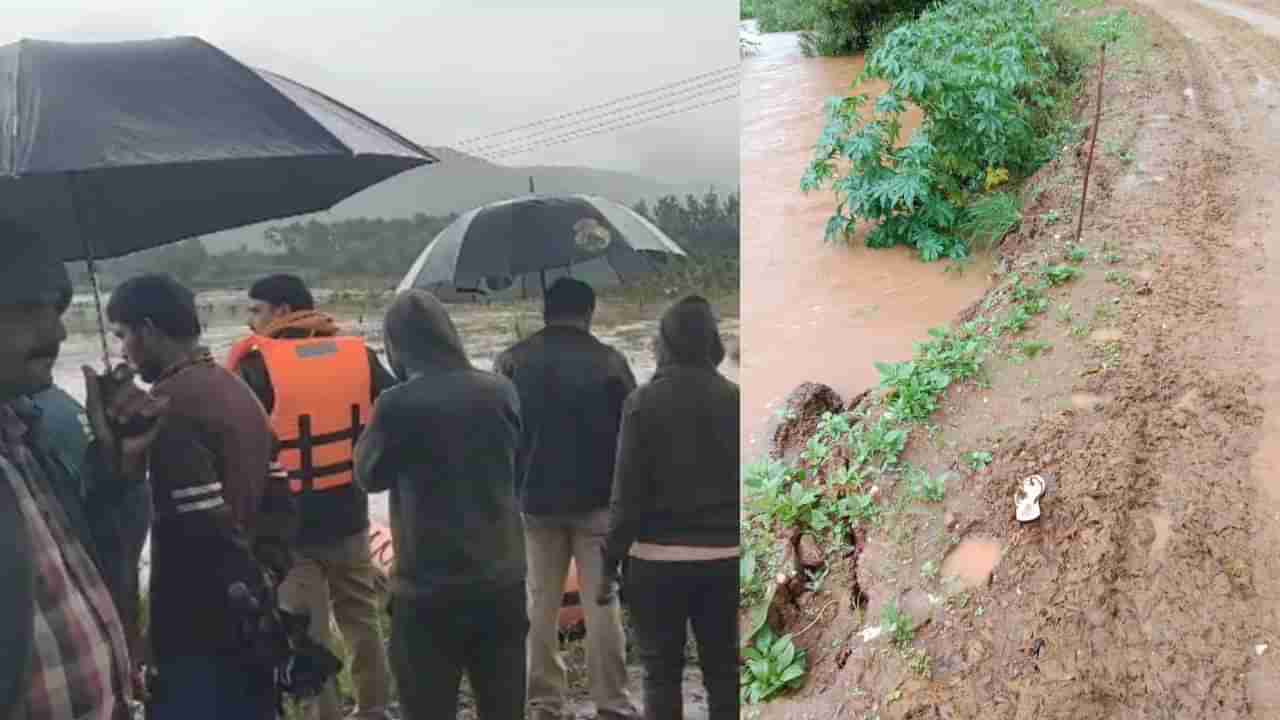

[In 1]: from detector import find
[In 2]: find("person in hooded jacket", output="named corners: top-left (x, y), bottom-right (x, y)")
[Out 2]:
top-left (354, 289), bottom-right (528, 720)
top-left (599, 295), bottom-right (740, 720)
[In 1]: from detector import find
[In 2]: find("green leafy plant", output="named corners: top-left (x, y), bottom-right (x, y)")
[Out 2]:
top-left (837, 491), bottom-right (882, 527)
top-left (1065, 245), bottom-right (1088, 263)
top-left (963, 451), bottom-right (993, 471)
top-left (804, 0), bottom-right (1082, 261)
top-left (741, 627), bottom-right (808, 704)
top-left (804, 566), bottom-right (830, 593)
top-left (1105, 270), bottom-right (1132, 287)
top-left (744, 461), bottom-right (825, 530)
top-left (851, 414), bottom-right (909, 472)
top-left (1042, 264), bottom-right (1082, 286)
top-left (877, 326), bottom-right (990, 422)
top-left (882, 601), bottom-right (915, 648)
top-left (906, 466), bottom-right (948, 502)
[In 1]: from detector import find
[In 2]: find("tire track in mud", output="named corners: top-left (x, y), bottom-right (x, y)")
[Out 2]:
top-left (937, 3), bottom-right (1265, 717)
top-left (1143, 1), bottom-right (1280, 714)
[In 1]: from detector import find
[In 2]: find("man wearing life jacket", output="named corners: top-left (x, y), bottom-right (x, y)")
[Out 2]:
top-left (227, 274), bottom-right (397, 720)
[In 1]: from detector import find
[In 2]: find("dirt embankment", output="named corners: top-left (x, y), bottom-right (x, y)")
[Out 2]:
top-left (748, 1), bottom-right (1280, 717)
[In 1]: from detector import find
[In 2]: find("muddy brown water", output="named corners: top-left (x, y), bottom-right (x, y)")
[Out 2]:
top-left (740, 29), bottom-right (992, 457)
top-left (940, 537), bottom-right (1001, 590)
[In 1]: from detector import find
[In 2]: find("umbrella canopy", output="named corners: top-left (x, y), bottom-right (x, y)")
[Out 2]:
top-left (0, 36), bottom-right (438, 261)
top-left (396, 194), bottom-right (686, 294)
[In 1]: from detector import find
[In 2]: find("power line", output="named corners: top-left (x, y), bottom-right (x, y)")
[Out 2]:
top-left (474, 92), bottom-right (738, 162)
top-left (463, 79), bottom-right (739, 157)
top-left (460, 75), bottom-right (739, 155)
top-left (453, 65), bottom-right (739, 148)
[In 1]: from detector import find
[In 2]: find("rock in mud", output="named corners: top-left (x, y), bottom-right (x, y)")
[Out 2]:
top-left (768, 382), bottom-right (844, 461)
top-left (798, 534), bottom-right (825, 569)
top-left (901, 588), bottom-right (936, 631)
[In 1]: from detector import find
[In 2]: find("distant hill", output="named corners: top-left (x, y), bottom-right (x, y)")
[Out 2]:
top-left (202, 147), bottom-right (730, 253)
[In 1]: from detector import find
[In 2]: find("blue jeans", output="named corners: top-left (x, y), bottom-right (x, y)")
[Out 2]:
top-left (145, 655), bottom-right (277, 720)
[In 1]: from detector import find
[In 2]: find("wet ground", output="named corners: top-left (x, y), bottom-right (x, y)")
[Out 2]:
top-left (745, 1), bottom-right (1280, 717)
top-left (739, 26), bottom-right (992, 458)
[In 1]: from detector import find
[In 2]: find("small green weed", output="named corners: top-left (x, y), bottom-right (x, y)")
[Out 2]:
top-left (1065, 245), bottom-right (1088, 263)
top-left (906, 466), bottom-right (948, 502)
top-left (963, 451), bottom-right (993, 471)
top-left (1055, 302), bottom-right (1073, 324)
top-left (905, 647), bottom-right (933, 677)
top-left (921, 559), bottom-right (940, 580)
top-left (740, 627), bottom-right (807, 704)
top-left (837, 492), bottom-right (882, 528)
top-left (1105, 270), bottom-right (1132, 287)
top-left (882, 601), bottom-right (915, 649)
top-left (1041, 209), bottom-right (1064, 225)
top-left (1042, 264), bottom-right (1081, 286)
top-left (960, 192), bottom-right (1022, 250)
top-left (804, 567), bottom-right (830, 593)
top-left (1017, 339), bottom-right (1053, 358)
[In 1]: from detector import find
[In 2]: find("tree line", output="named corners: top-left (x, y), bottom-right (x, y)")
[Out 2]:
top-left (72, 189), bottom-right (739, 291)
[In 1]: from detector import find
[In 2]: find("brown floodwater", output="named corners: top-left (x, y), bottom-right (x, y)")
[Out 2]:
top-left (740, 30), bottom-right (993, 456)
top-left (941, 537), bottom-right (1002, 589)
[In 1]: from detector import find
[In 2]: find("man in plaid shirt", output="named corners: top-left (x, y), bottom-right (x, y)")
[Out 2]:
top-left (0, 226), bottom-right (166, 720)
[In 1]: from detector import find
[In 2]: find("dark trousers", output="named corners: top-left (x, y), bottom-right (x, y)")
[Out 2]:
top-left (389, 581), bottom-right (529, 720)
top-left (145, 655), bottom-right (277, 720)
top-left (625, 557), bottom-right (738, 720)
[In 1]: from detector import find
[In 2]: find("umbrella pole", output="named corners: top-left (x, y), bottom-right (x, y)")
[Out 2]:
top-left (540, 269), bottom-right (547, 295)
top-left (84, 250), bottom-right (112, 372)
top-left (69, 174), bottom-right (113, 372)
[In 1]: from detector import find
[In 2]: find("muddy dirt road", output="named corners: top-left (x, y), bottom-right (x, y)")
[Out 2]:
top-left (1142, 0), bottom-right (1280, 713)
top-left (747, 1), bottom-right (1280, 717)
top-left (740, 29), bottom-right (990, 458)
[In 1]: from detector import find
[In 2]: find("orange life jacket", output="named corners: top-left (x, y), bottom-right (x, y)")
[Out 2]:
top-left (227, 334), bottom-right (371, 494)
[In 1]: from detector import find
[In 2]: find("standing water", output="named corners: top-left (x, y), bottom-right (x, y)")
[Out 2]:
top-left (740, 28), bottom-right (993, 455)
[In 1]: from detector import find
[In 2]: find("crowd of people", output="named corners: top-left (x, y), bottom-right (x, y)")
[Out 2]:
top-left (0, 225), bottom-right (739, 720)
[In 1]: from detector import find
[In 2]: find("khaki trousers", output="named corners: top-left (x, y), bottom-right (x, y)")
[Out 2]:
top-left (524, 509), bottom-right (638, 719)
top-left (277, 529), bottom-right (392, 720)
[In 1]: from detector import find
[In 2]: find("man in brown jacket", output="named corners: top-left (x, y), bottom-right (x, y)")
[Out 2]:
top-left (106, 273), bottom-right (277, 720)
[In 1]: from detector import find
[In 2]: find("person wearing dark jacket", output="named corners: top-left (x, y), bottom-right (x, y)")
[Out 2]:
top-left (227, 274), bottom-right (396, 720)
top-left (0, 232), bottom-right (165, 720)
top-left (493, 278), bottom-right (639, 720)
top-left (600, 295), bottom-right (740, 720)
top-left (355, 289), bottom-right (528, 720)
top-left (106, 274), bottom-right (277, 720)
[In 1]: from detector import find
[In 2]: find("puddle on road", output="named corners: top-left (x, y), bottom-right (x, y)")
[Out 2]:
top-left (941, 537), bottom-right (1002, 589)
top-left (1149, 511), bottom-right (1172, 558)
top-left (740, 29), bottom-right (992, 457)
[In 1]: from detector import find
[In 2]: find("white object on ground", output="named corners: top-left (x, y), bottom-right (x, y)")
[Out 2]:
top-left (1257, 643), bottom-right (1269, 656)
top-left (860, 626), bottom-right (883, 642)
top-left (1016, 474), bottom-right (1046, 523)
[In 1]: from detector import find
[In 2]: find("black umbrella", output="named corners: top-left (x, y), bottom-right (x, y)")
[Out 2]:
top-left (0, 36), bottom-right (438, 367)
top-left (396, 193), bottom-right (687, 296)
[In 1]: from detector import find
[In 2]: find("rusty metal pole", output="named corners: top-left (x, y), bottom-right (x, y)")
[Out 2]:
top-left (1076, 43), bottom-right (1107, 247)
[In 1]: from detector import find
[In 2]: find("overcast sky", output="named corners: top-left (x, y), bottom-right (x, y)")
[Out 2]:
top-left (1, 1), bottom-right (739, 189)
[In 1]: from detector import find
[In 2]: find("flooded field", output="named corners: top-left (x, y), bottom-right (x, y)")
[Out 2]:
top-left (739, 27), bottom-right (992, 457)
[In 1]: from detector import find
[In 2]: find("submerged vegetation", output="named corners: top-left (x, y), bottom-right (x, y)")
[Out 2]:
top-left (802, 0), bottom-right (1137, 261)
